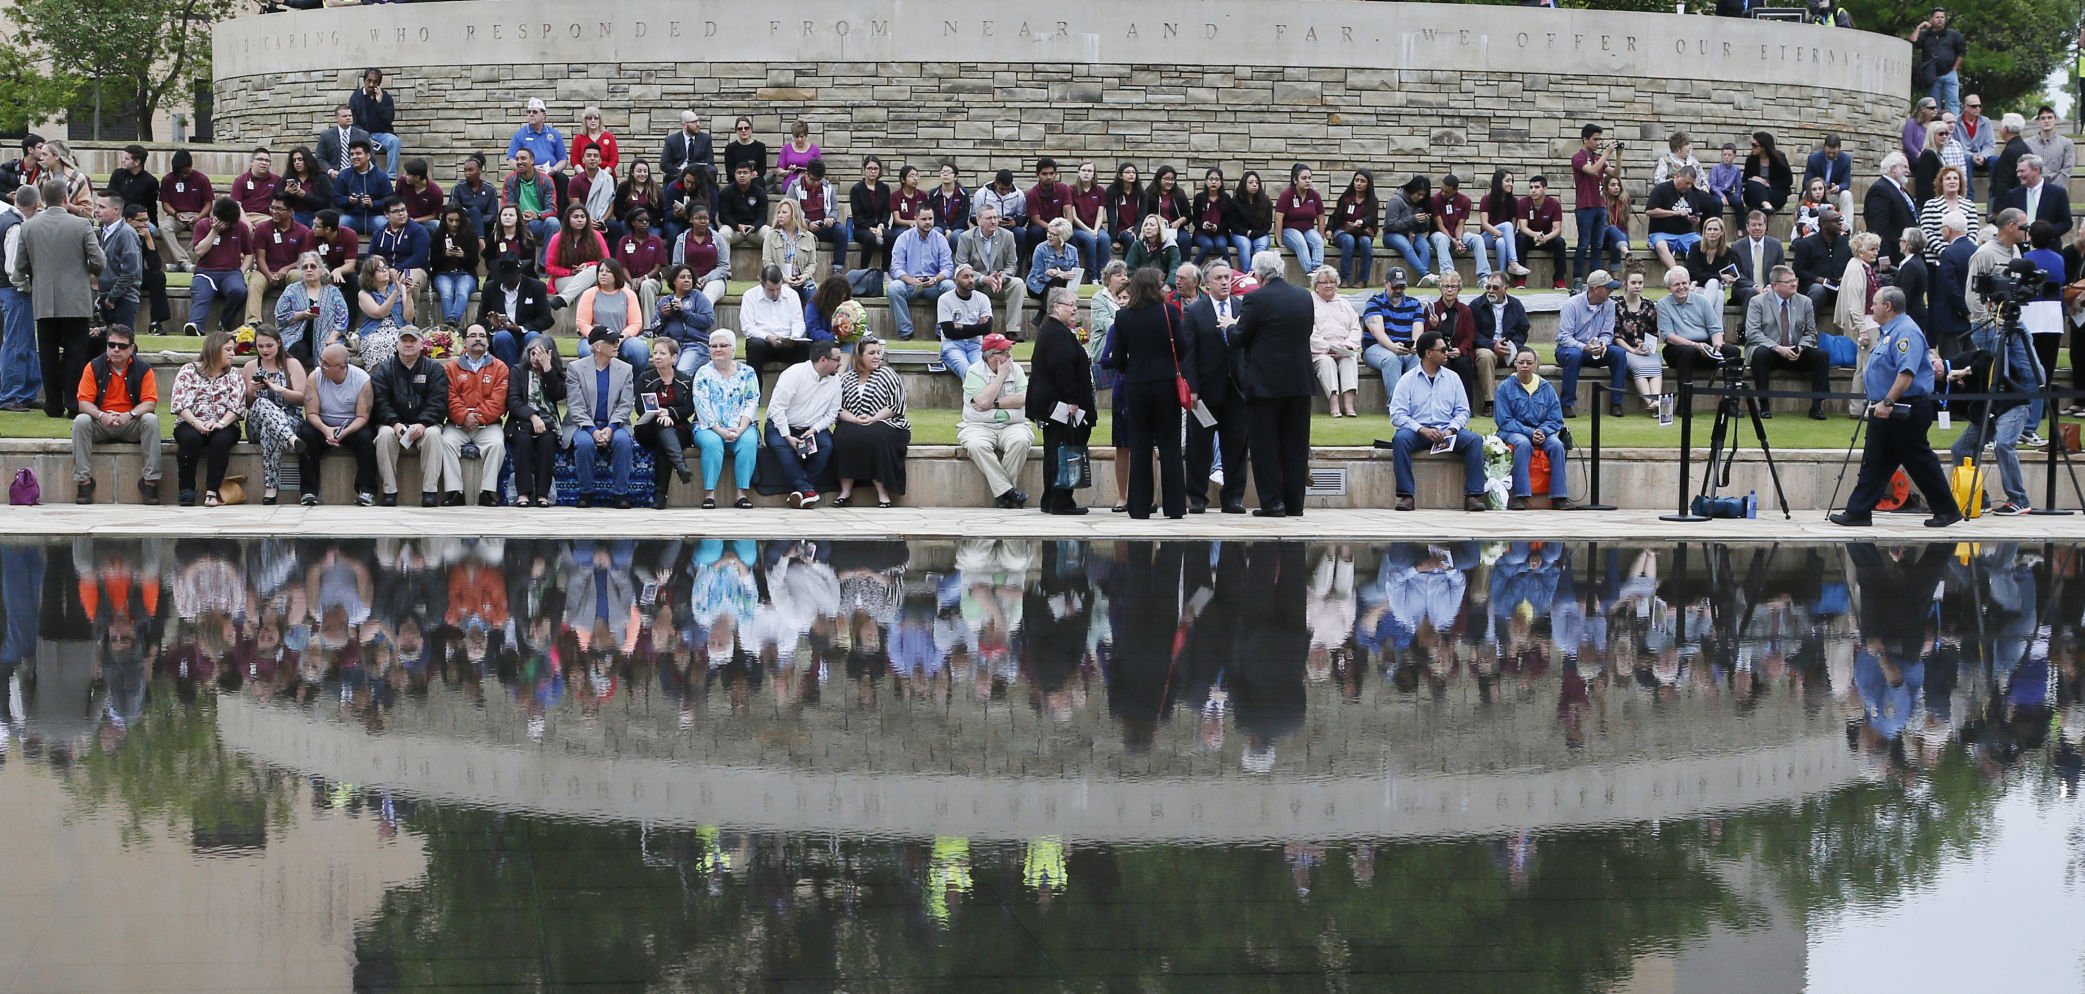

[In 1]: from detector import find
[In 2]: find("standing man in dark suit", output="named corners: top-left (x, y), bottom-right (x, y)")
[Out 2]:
top-left (1184, 259), bottom-right (1248, 513)
top-left (1730, 209), bottom-right (1785, 311)
top-left (660, 111), bottom-right (715, 185)
top-left (1931, 211), bottom-right (1976, 359)
top-left (1863, 153), bottom-right (1920, 266)
top-left (1986, 114), bottom-right (2030, 213)
top-left (1231, 249), bottom-right (1314, 517)
top-left (12, 179), bottom-right (103, 419)
top-left (2000, 154), bottom-right (2072, 237)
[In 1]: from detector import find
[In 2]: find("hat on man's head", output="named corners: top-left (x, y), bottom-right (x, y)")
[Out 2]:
top-left (586, 325), bottom-right (616, 346)
top-left (1387, 267), bottom-right (1409, 286)
top-left (1581, 123), bottom-right (1605, 139)
top-left (1586, 269), bottom-right (1622, 290)
top-left (497, 257), bottom-right (523, 275)
top-left (980, 333), bottom-right (1014, 354)
top-left (395, 326), bottom-right (422, 341)
top-left (526, 97), bottom-right (547, 112)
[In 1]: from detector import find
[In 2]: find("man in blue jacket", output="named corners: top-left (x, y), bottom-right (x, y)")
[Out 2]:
top-left (1493, 349), bottom-right (1577, 510)
top-left (332, 140), bottom-right (393, 237)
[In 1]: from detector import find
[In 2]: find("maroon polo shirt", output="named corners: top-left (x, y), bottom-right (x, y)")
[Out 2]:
top-left (398, 178), bottom-right (446, 221)
top-left (316, 226), bottom-right (359, 269)
top-left (161, 170), bottom-right (212, 215)
top-left (192, 217), bottom-right (253, 271)
top-left (613, 232), bottom-right (666, 280)
top-left (1517, 195), bottom-right (1562, 235)
top-left (1071, 186), bottom-right (1106, 228)
top-left (231, 171), bottom-right (281, 215)
top-left (1027, 181), bottom-right (1072, 226)
top-left (253, 218), bottom-right (314, 272)
top-left (893, 187), bottom-right (928, 223)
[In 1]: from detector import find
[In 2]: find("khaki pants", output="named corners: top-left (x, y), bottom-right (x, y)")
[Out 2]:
top-left (977, 276), bottom-right (1025, 336)
top-left (72, 412), bottom-right (161, 483)
top-left (438, 424), bottom-right (506, 494)
top-left (1475, 346), bottom-right (1503, 405)
top-left (162, 213), bottom-right (197, 269)
top-left (375, 423), bottom-right (449, 495)
top-left (957, 420), bottom-right (1033, 497)
top-left (554, 267), bottom-right (600, 307)
top-left (244, 270), bottom-right (291, 326)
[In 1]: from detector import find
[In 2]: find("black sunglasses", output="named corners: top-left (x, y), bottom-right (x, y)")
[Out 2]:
top-left (105, 341), bottom-right (133, 351)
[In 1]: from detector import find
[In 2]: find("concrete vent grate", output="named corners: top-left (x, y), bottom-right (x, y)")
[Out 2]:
top-left (1304, 467), bottom-right (1347, 497)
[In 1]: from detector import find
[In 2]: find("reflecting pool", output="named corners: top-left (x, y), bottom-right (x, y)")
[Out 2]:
top-left (1, 537), bottom-right (2081, 992)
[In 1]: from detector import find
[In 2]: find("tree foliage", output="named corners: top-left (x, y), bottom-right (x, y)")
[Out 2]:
top-left (0, 43), bottom-right (75, 135)
top-left (1826, 0), bottom-right (2081, 113)
top-left (14, 0), bottom-right (234, 140)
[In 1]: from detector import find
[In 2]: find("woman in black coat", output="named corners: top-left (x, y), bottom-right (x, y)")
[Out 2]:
top-left (506, 337), bottom-right (567, 507)
top-left (1026, 287), bottom-right (1098, 515)
top-left (633, 338), bottom-right (698, 509)
top-left (1106, 267), bottom-right (1197, 519)
top-left (1893, 228), bottom-right (1930, 331)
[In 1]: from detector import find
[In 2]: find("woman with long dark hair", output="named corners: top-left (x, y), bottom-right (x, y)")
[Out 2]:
top-left (279, 146), bottom-right (331, 227)
top-left (1480, 168), bottom-right (1531, 283)
top-left (544, 201), bottom-right (610, 308)
top-left (1105, 163), bottom-right (1144, 261)
top-left (1743, 131), bottom-right (1794, 217)
top-left (1329, 169), bottom-right (1380, 288)
top-left (1105, 267), bottom-right (1195, 519)
top-left (1189, 167), bottom-right (1237, 268)
top-left (1144, 165), bottom-right (1192, 255)
top-left (1274, 162), bottom-right (1327, 273)
top-left (430, 206), bottom-right (482, 327)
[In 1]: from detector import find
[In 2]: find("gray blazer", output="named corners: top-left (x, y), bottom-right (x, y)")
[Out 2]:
top-left (560, 356), bottom-right (635, 448)
top-left (12, 206), bottom-right (104, 319)
top-left (1743, 289), bottom-right (1819, 352)
top-left (1731, 235), bottom-right (1785, 291)
top-left (954, 226), bottom-right (1018, 282)
top-left (97, 220), bottom-right (141, 304)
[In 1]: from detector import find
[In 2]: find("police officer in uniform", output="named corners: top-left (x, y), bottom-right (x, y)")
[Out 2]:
top-left (1830, 286), bottom-right (1962, 528)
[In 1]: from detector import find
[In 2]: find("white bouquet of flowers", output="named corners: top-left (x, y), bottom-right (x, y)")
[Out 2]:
top-left (1482, 434), bottom-right (1514, 510)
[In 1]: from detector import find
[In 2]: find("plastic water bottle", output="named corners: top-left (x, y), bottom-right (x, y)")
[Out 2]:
top-left (1745, 490), bottom-right (1757, 519)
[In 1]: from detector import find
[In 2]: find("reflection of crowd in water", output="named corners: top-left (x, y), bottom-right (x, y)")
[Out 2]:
top-left (0, 538), bottom-right (2081, 776)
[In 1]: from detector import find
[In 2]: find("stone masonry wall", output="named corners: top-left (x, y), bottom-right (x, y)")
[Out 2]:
top-left (216, 63), bottom-right (1901, 203)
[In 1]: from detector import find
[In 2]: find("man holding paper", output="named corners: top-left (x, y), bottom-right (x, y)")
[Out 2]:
top-left (1388, 331), bottom-right (1488, 513)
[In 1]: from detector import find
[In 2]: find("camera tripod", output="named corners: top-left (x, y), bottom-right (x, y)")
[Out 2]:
top-left (1699, 352), bottom-right (1792, 519)
top-left (1965, 304), bottom-right (2085, 515)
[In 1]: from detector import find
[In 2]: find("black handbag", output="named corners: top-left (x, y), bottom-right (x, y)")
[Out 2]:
top-left (1053, 442), bottom-right (1092, 490)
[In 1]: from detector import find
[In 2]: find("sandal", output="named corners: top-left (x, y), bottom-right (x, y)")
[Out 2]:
top-left (203, 491), bottom-right (221, 508)
top-left (832, 495), bottom-right (853, 507)
top-left (877, 500), bottom-right (894, 509)
top-left (734, 496), bottom-right (753, 509)
top-left (701, 496), bottom-right (717, 509)
top-left (535, 496), bottom-right (552, 507)
top-left (1111, 504), bottom-right (1129, 513)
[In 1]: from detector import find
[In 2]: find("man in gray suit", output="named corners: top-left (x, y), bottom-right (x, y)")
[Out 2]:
top-left (93, 193), bottom-right (141, 335)
top-left (12, 178), bottom-right (104, 418)
top-left (1730, 209), bottom-right (1785, 312)
top-left (953, 205), bottom-right (1023, 332)
top-left (561, 325), bottom-right (636, 507)
top-left (1743, 264), bottom-right (1829, 420)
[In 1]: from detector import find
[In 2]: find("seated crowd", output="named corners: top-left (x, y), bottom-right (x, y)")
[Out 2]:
top-left (20, 84), bottom-right (2082, 514)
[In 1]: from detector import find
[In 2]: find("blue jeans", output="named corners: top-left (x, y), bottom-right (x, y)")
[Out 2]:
top-left (1071, 230), bottom-right (1107, 277)
top-left (1190, 232), bottom-right (1229, 267)
top-left (1556, 345), bottom-right (1628, 410)
top-left (695, 425), bottom-right (758, 491)
top-left (1230, 234), bottom-right (1268, 272)
top-left (369, 133), bottom-right (402, 175)
top-left (1929, 70), bottom-right (1961, 115)
top-left (1430, 231), bottom-right (1491, 278)
top-left (1382, 233), bottom-right (1433, 276)
top-left (0, 286), bottom-right (37, 407)
top-left (1501, 431), bottom-right (1569, 497)
top-left (940, 336), bottom-right (982, 379)
top-left (490, 329), bottom-right (545, 366)
top-left (1362, 341), bottom-right (1418, 381)
top-left (188, 269), bottom-right (248, 332)
top-left (886, 278), bottom-right (952, 340)
top-left (1949, 402), bottom-right (2031, 506)
top-left (433, 272), bottom-right (477, 326)
top-left (1391, 427), bottom-right (1487, 498)
top-left (673, 345), bottom-right (708, 378)
top-left (1280, 228), bottom-right (1325, 273)
top-left (1482, 222), bottom-right (1518, 267)
top-left (763, 419), bottom-right (833, 494)
top-left (617, 338), bottom-right (651, 367)
top-left (571, 423), bottom-right (634, 495)
top-left (1331, 231), bottom-right (1375, 284)
top-left (527, 218), bottom-right (559, 260)
top-left (1600, 226), bottom-right (1631, 270)
top-left (1573, 208), bottom-right (1608, 281)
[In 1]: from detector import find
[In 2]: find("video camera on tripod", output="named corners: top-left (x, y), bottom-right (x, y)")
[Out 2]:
top-left (1974, 259), bottom-right (2050, 312)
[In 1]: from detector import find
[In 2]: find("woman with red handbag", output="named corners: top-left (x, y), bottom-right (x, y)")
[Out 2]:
top-left (1105, 266), bottom-right (1197, 519)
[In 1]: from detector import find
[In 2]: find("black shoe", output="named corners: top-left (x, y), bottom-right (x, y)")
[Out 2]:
top-left (1188, 501), bottom-right (1207, 514)
top-left (1221, 502), bottom-right (1247, 514)
top-left (1924, 512), bottom-right (1963, 528)
top-left (1562, 406), bottom-right (1578, 419)
top-left (421, 492), bottom-right (441, 508)
top-left (613, 496), bottom-right (633, 510)
top-left (1394, 496), bottom-right (1415, 511)
top-left (300, 492), bottom-right (319, 506)
top-left (1251, 504), bottom-right (1288, 517)
top-left (1051, 505), bottom-right (1090, 515)
top-left (577, 495), bottom-right (594, 509)
top-left (1809, 407), bottom-right (1828, 421)
top-left (549, 296), bottom-right (567, 311)
top-left (1828, 512), bottom-right (1871, 527)
top-left (179, 489), bottom-right (197, 507)
top-left (379, 492), bottom-right (398, 507)
top-left (478, 492), bottom-right (500, 507)
top-left (1758, 409), bottom-right (1774, 420)
top-left (653, 495), bottom-right (670, 510)
top-left (1608, 402), bottom-right (1624, 418)
top-left (74, 477), bottom-right (95, 504)
top-left (443, 490), bottom-right (465, 507)
top-left (262, 493), bottom-right (279, 506)
top-left (1009, 489), bottom-right (1028, 507)
top-left (139, 479), bottom-right (159, 506)
top-left (675, 464), bottom-right (693, 485)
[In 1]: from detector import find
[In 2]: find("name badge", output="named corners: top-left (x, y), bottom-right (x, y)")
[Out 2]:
top-left (272, 232), bottom-right (282, 244)
top-left (174, 182), bottom-right (185, 193)
top-left (246, 180), bottom-right (255, 191)
top-left (413, 374), bottom-right (427, 384)
top-left (624, 241), bottom-right (635, 254)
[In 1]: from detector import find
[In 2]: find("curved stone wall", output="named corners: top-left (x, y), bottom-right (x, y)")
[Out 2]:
top-left (213, 1), bottom-right (1912, 189)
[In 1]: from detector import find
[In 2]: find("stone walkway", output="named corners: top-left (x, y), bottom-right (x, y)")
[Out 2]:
top-left (11, 505), bottom-right (2083, 542)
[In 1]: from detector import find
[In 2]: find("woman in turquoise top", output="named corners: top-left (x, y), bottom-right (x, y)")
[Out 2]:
top-left (690, 329), bottom-right (762, 509)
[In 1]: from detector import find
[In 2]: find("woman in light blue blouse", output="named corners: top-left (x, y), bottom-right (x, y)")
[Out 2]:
top-left (272, 251), bottom-right (350, 365)
top-left (690, 329), bottom-right (761, 509)
top-left (1027, 217), bottom-right (1083, 319)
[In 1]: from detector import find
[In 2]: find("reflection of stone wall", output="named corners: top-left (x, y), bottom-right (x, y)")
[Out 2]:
top-left (212, 1), bottom-right (1912, 192)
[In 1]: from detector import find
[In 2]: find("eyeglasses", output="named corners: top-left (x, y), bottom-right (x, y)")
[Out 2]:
top-left (736, 125), bottom-right (752, 133)
top-left (106, 341), bottom-right (133, 351)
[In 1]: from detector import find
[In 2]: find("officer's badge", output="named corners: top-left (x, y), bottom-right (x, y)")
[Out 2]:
top-left (1896, 339), bottom-right (1910, 353)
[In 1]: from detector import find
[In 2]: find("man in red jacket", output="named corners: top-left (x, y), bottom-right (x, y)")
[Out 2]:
top-left (439, 324), bottom-right (510, 505)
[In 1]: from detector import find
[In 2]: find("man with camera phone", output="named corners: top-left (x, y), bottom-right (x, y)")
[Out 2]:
top-left (1744, 265), bottom-right (1830, 420)
top-left (1830, 286), bottom-right (1960, 528)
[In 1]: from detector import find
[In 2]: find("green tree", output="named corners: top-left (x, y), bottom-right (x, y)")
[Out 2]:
top-left (0, 44), bottom-right (75, 135)
top-left (14, 0), bottom-right (234, 141)
top-left (1840, 0), bottom-right (2085, 113)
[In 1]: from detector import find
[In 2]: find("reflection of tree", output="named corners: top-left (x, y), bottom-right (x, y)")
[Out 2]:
top-left (1700, 745), bottom-right (1997, 923)
top-left (62, 677), bottom-right (293, 850)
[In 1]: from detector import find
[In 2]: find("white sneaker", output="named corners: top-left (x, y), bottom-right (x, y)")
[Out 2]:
top-left (1418, 273), bottom-right (1440, 287)
top-left (1507, 262), bottom-right (1530, 277)
top-left (2023, 432), bottom-right (2049, 449)
top-left (1208, 469), bottom-right (1224, 488)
